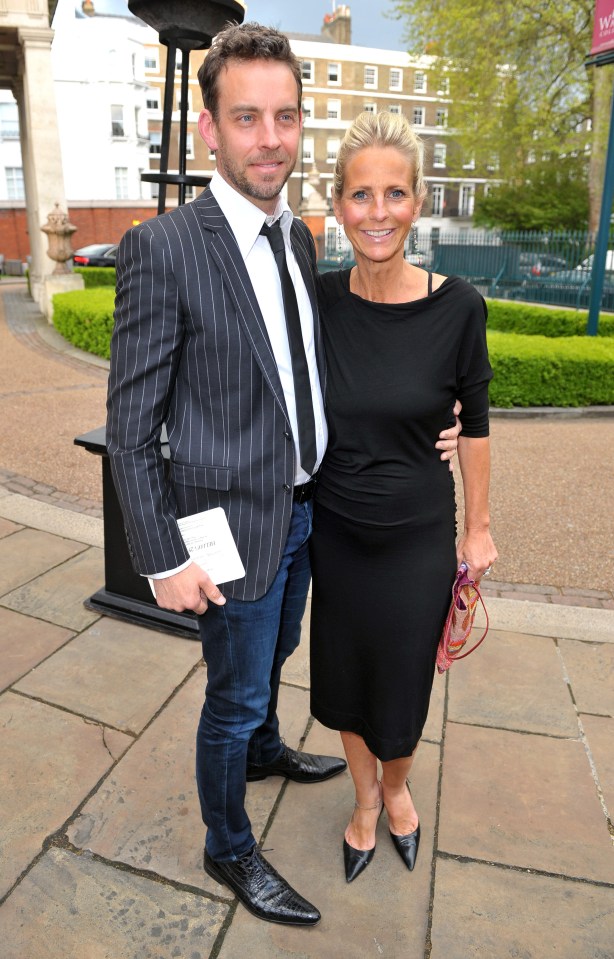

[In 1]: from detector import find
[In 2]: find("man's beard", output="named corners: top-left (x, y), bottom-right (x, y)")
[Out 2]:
top-left (217, 150), bottom-right (293, 202)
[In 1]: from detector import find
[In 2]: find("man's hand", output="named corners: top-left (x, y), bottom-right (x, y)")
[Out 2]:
top-left (436, 399), bottom-right (462, 470)
top-left (153, 563), bottom-right (226, 615)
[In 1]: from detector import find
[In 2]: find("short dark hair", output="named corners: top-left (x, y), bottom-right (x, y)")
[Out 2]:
top-left (197, 22), bottom-right (303, 120)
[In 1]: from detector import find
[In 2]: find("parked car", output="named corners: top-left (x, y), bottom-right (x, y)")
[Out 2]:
top-left (518, 252), bottom-right (568, 277)
top-left (72, 243), bottom-right (117, 267)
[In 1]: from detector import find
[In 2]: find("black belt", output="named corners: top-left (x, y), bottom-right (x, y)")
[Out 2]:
top-left (293, 473), bottom-right (318, 503)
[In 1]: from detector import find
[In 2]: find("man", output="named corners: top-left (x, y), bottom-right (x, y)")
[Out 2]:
top-left (107, 22), bottom-right (460, 926)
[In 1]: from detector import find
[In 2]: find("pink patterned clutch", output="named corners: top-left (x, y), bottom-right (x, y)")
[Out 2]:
top-left (436, 563), bottom-right (489, 674)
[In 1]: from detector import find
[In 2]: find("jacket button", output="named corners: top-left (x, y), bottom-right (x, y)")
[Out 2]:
top-left (283, 430), bottom-right (291, 440)
top-left (283, 484), bottom-right (292, 493)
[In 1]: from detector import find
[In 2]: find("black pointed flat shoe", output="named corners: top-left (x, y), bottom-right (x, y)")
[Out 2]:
top-left (343, 786), bottom-right (383, 883)
top-left (388, 780), bottom-right (420, 871)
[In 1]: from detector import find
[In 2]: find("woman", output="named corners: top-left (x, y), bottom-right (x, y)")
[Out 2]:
top-left (309, 111), bottom-right (498, 883)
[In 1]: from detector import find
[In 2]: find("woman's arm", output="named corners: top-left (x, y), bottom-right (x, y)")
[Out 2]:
top-left (456, 435), bottom-right (498, 580)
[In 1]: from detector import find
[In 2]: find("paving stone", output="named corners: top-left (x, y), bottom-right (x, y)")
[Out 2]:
top-left (0, 527), bottom-right (86, 597)
top-left (551, 594), bottom-right (604, 609)
top-left (0, 847), bottom-right (227, 959)
top-left (430, 858), bottom-right (614, 959)
top-left (14, 616), bottom-right (202, 734)
top-left (559, 639), bottom-right (614, 717)
top-left (0, 607), bottom-right (74, 691)
top-left (498, 590), bottom-right (550, 603)
top-left (0, 516), bottom-right (21, 538)
top-left (215, 727), bottom-right (439, 959)
top-left (447, 630), bottom-right (578, 737)
top-left (66, 669), bottom-right (311, 893)
top-left (582, 714), bottom-right (614, 817)
top-left (0, 692), bottom-right (132, 899)
top-left (1, 545), bottom-right (103, 630)
top-left (438, 723), bottom-right (612, 883)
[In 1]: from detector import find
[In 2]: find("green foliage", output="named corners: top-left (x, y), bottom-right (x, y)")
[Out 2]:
top-left (487, 331), bottom-right (614, 406)
top-left (486, 299), bottom-right (614, 337)
top-left (52, 288), bottom-right (115, 360)
top-left (474, 156), bottom-right (590, 231)
top-left (73, 266), bottom-right (116, 288)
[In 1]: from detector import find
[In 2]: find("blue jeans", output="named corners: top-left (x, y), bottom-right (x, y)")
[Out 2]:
top-left (196, 500), bottom-right (313, 862)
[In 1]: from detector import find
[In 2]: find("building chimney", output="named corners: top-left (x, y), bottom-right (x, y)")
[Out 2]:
top-left (321, 4), bottom-right (351, 45)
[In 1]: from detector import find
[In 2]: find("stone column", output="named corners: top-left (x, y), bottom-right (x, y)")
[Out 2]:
top-left (16, 26), bottom-right (75, 316)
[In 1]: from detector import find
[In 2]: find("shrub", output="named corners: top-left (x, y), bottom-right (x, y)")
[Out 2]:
top-left (486, 298), bottom-right (614, 337)
top-left (53, 288), bottom-right (115, 360)
top-left (73, 266), bottom-right (116, 288)
top-left (488, 331), bottom-right (614, 406)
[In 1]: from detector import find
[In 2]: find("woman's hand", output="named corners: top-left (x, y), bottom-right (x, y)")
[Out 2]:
top-left (456, 528), bottom-right (498, 582)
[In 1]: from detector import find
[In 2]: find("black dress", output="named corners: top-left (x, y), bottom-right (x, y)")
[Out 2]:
top-left (309, 270), bottom-right (492, 761)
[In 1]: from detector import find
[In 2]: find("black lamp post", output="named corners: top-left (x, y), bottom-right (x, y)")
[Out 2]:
top-left (128, 0), bottom-right (245, 214)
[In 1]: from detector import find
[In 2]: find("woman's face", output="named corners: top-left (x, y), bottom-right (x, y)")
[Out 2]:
top-left (334, 145), bottom-right (422, 266)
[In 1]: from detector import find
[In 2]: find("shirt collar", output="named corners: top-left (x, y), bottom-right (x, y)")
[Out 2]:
top-left (210, 170), bottom-right (293, 258)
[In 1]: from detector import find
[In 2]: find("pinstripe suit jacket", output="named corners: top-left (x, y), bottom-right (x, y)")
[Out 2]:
top-left (106, 189), bottom-right (324, 601)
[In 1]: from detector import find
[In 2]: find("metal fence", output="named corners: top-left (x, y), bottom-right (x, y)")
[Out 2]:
top-left (322, 229), bottom-right (614, 311)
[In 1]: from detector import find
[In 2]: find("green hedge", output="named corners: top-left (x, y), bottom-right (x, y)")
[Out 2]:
top-left (53, 288), bottom-right (115, 360)
top-left (486, 298), bottom-right (614, 337)
top-left (488, 331), bottom-right (614, 406)
top-left (73, 266), bottom-right (116, 288)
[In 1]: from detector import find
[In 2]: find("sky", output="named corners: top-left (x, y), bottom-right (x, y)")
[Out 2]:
top-left (83, 1), bottom-right (408, 53)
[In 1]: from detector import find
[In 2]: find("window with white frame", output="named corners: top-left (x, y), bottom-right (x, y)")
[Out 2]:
top-left (438, 76), bottom-right (450, 95)
top-left (412, 107), bottom-right (425, 126)
top-left (185, 184), bottom-right (195, 200)
top-left (327, 98), bottom-right (341, 120)
top-left (459, 184), bottom-right (475, 217)
top-left (5, 166), bottom-right (24, 200)
top-left (134, 106), bottom-right (142, 138)
top-left (302, 60), bottom-right (314, 83)
top-left (326, 180), bottom-right (334, 200)
top-left (462, 155), bottom-right (475, 170)
top-left (149, 131), bottom-right (162, 155)
top-left (115, 166), bottom-right (129, 200)
top-left (327, 138), bottom-right (340, 163)
top-left (431, 184), bottom-right (444, 217)
top-left (146, 89), bottom-right (160, 111)
top-left (302, 136), bottom-right (314, 163)
top-left (486, 153), bottom-right (500, 172)
top-left (389, 67), bottom-right (403, 91)
top-left (186, 132), bottom-right (194, 159)
top-left (433, 143), bottom-right (447, 167)
top-left (175, 50), bottom-right (183, 72)
top-left (302, 97), bottom-right (314, 119)
top-left (144, 49), bottom-right (158, 70)
top-left (328, 62), bottom-right (341, 84)
top-left (177, 89), bottom-right (192, 113)
top-left (364, 102), bottom-right (377, 114)
top-left (111, 105), bottom-right (124, 137)
top-left (364, 65), bottom-right (378, 89)
top-left (414, 71), bottom-right (426, 93)
top-left (436, 109), bottom-right (448, 128)
top-left (389, 104), bottom-right (402, 115)
top-left (0, 102), bottom-right (19, 138)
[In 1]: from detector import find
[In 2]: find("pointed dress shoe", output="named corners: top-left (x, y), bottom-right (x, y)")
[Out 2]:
top-left (204, 846), bottom-right (320, 925)
top-left (246, 744), bottom-right (347, 783)
top-left (343, 788), bottom-right (383, 883)
top-left (389, 780), bottom-right (421, 871)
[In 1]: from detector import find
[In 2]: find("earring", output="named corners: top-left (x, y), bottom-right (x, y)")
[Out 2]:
top-left (411, 222), bottom-right (418, 254)
top-left (337, 224), bottom-right (343, 253)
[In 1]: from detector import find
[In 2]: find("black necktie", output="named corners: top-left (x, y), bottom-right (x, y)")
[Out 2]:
top-left (260, 221), bottom-right (317, 476)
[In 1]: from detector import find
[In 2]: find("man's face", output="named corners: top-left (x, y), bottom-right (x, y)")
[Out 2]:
top-left (199, 59), bottom-right (302, 213)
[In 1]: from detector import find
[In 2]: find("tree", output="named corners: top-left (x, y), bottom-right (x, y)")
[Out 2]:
top-left (389, 0), bottom-right (612, 230)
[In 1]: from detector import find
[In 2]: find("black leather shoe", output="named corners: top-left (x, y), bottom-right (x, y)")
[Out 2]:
top-left (246, 744), bottom-right (347, 783)
top-left (204, 846), bottom-right (320, 925)
top-left (389, 781), bottom-right (420, 871)
top-left (343, 787), bottom-right (383, 882)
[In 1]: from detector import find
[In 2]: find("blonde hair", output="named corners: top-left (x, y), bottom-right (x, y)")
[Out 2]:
top-left (333, 111), bottom-right (427, 203)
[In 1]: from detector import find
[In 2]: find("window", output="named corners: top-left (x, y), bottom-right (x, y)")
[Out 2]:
top-left (328, 62), bottom-right (341, 84)
top-left (302, 97), bottom-right (314, 119)
top-left (389, 68), bottom-right (403, 91)
top-left (115, 166), bottom-right (129, 200)
top-left (302, 136), bottom-right (314, 163)
top-left (436, 109), bottom-right (448, 128)
top-left (462, 155), bottom-right (475, 170)
top-left (302, 60), bottom-right (314, 83)
top-left (327, 98), bottom-right (341, 120)
top-left (437, 77), bottom-right (450, 95)
top-left (327, 138), bottom-right (340, 163)
top-left (364, 102), bottom-right (377, 114)
top-left (389, 104), bottom-right (402, 116)
top-left (175, 50), bottom-right (183, 72)
top-left (364, 65), bottom-right (378, 89)
top-left (184, 184), bottom-right (195, 200)
top-left (459, 184), bottom-right (475, 217)
top-left (431, 184), bottom-right (444, 217)
top-left (144, 49), bottom-right (158, 70)
top-left (326, 180), bottom-right (334, 200)
top-left (186, 132), bottom-right (194, 159)
top-left (433, 143), bottom-right (447, 167)
top-left (149, 131), bottom-right (162, 155)
top-left (134, 106), bottom-right (142, 138)
top-left (111, 105), bottom-right (124, 137)
top-left (146, 89), bottom-right (160, 111)
top-left (412, 107), bottom-right (425, 126)
top-left (486, 153), bottom-right (500, 172)
top-left (5, 166), bottom-right (24, 200)
top-left (0, 102), bottom-right (19, 138)
top-left (414, 71), bottom-right (426, 93)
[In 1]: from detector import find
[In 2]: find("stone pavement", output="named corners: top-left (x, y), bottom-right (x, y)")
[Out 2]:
top-left (0, 492), bottom-right (613, 958)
